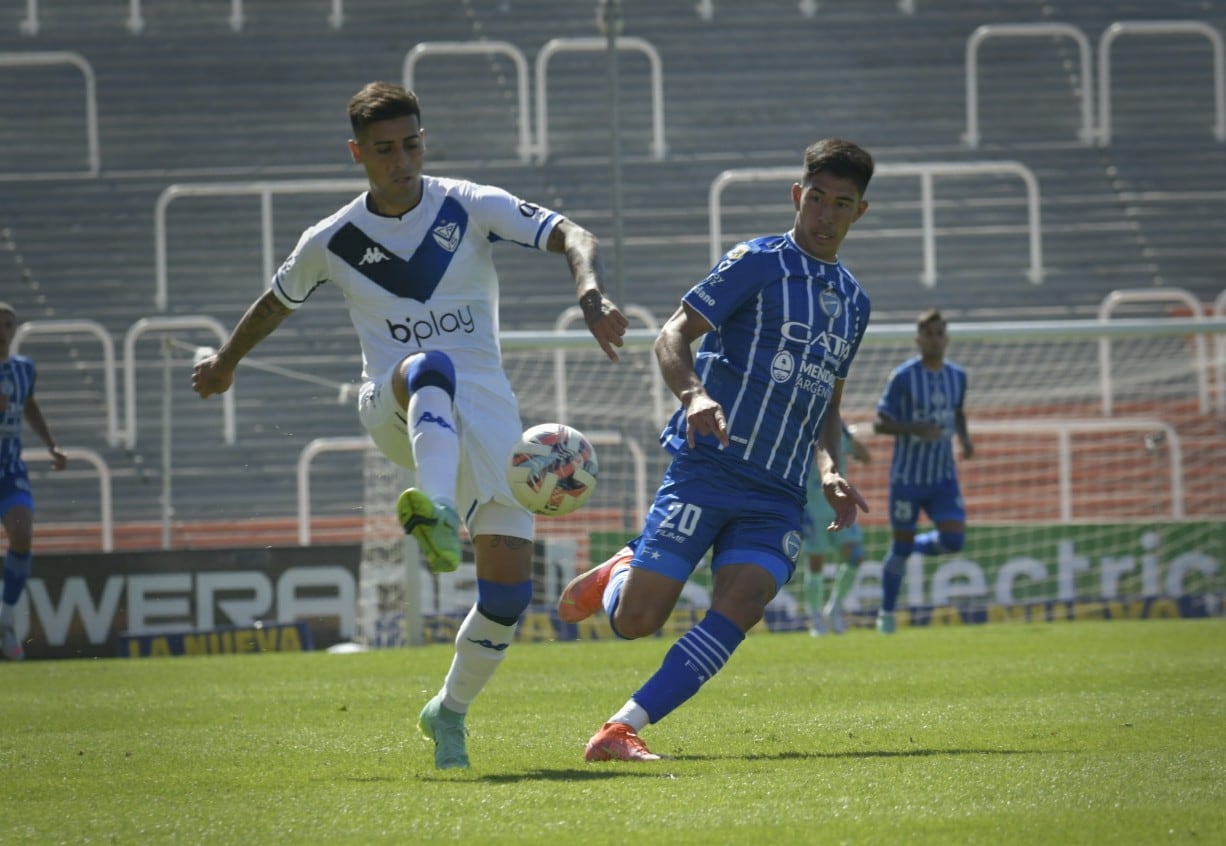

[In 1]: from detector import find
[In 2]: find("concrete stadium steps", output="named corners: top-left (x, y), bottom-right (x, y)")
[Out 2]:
top-left (2, 0), bottom-right (1222, 545)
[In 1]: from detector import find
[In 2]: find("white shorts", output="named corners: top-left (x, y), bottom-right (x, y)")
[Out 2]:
top-left (357, 360), bottom-right (534, 541)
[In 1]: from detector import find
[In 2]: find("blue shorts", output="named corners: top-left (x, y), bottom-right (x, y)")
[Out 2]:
top-left (632, 446), bottom-right (804, 592)
top-left (888, 476), bottom-right (965, 532)
top-left (802, 495), bottom-right (863, 555)
top-left (0, 462), bottom-right (34, 519)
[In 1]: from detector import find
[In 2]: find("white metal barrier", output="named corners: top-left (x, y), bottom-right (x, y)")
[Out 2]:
top-left (1098, 20), bottom-right (1226, 146)
top-left (19, 0), bottom-right (348, 32)
top-left (1097, 288), bottom-right (1209, 416)
top-left (27, 446), bottom-right (114, 551)
top-left (0, 51), bottom-right (99, 176)
top-left (403, 41), bottom-right (533, 163)
top-left (964, 23), bottom-right (1094, 148)
top-left (551, 304), bottom-right (668, 428)
top-left (971, 419), bottom-right (1184, 521)
top-left (708, 161), bottom-right (1044, 285)
top-left (122, 316), bottom-right (234, 448)
top-left (11, 319), bottom-right (120, 447)
top-left (297, 436), bottom-right (373, 546)
top-left (153, 178), bottom-right (364, 311)
top-left (535, 36), bottom-right (666, 163)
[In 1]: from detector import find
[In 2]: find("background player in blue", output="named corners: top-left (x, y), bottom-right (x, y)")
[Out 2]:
top-left (803, 420), bottom-right (871, 636)
top-left (0, 302), bottom-right (68, 660)
top-left (192, 83), bottom-right (628, 769)
top-left (558, 139), bottom-right (874, 761)
top-left (873, 308), bottom-right (974, 634)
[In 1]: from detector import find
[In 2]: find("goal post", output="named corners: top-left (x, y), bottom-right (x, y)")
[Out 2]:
top-left (363, 308), bottom-right (1226, 644)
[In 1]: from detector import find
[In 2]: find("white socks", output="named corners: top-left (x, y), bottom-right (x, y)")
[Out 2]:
top-left (439, 605), bottom-right (517, 714)
top-left (407, 385), bottom-right (459, 507)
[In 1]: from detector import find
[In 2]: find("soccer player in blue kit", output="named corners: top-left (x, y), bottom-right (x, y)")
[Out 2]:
top-left (873, 308), bottom-right (973, 633)
top-left (558, 139), bottom-right (875, 761)
top-left (192, 83), bottom-right (628, 769)
top-left (0, 302), bottom-right (68, 660)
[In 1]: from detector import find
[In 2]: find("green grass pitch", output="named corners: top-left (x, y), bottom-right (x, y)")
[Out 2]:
top-left (2, 618), bottom-right (1222, 845)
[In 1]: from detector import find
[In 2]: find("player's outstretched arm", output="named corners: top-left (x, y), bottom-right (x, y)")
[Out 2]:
top-left (192, 290), bottom-right (292, 399)
top-left (820, 385), bottom-right (868, 529)
top-left (549, 219), bottom-right (627, 362)
top-left (23, 396), bottom-right (67, 471)
top-left (655, 304), bottom-right (729, 448)
top-left (955, 408), bottom-right (974, 459)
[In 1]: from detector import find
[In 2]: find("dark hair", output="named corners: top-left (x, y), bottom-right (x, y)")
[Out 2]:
top-left (348, 82), bottom-right (421, 138)
top-left (802, 138), bottom-right (875, 196)
top-left (916, 307), bottom-right (944, 329)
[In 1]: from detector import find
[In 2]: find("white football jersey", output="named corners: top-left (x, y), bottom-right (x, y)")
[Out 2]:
top-left (272, 175), bottom-right (562, 382)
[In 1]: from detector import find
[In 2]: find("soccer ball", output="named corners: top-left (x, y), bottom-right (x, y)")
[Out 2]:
top-left (507, 423), bottom-right (599, 516)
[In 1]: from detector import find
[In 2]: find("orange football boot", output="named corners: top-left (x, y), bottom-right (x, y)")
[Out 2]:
top-left (557, 546), bottom-right (632, 623)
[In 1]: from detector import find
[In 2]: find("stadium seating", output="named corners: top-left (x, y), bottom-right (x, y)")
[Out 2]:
top-left (0, 0), bottom-right (1222, 546)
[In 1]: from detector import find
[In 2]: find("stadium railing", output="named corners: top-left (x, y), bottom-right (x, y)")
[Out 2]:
top-left (12, 318), bottom-right (119, 447)
top-left (1098, 20), bottom-right (1225, 146)
top-left (0, 50), bottom-right (98, 176)
top-left (403, 41), bottom-right (533, 163)
top-left (964, 23), bottom-right (1095, 148)
top-left (709, 161), bottom-right (1044, 285)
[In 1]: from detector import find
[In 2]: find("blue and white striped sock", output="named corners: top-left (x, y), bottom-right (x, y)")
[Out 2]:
top-left (629, 610), bottom-right (745, 725)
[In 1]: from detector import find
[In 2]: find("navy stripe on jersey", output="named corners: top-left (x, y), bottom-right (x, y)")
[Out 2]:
top-left (0, 356), bottom-right (36, 472)
top-left (878, 357), bottom-right (968, 486)
top-left (327, 196), bottom-right (469, 302)
top-left (664, 233), bottom-right (871, 491)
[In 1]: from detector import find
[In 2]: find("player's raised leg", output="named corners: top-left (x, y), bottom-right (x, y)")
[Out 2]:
top-left (396, 351), bottom-right (461, 573)
top-left (558, 543), bottom-right (634, 623)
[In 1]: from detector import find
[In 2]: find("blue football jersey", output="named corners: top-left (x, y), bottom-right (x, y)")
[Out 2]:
top-left (661, 233), bottom-right (871, 492)
top-left (0, 355), bottom-right (35, 474)
top-left (877, 356), bottom-right (968, 486)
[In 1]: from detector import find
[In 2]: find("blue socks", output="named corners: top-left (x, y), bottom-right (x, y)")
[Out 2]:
top-left (630, 610), bottom-right (745, 724)
top-left (881, 551), bottom-right (906, 613)
top-left (2, 551), bottom-right (32, 606)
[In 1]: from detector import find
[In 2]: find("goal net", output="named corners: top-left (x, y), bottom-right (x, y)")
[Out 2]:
top-left (372, 304), bottom-right (1225, 643)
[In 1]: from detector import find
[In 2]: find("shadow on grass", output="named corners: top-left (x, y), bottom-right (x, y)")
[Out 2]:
top-left (680, 747), bottom-right (1049, 762)
top-left (411, 767), bottom-right (675, 783)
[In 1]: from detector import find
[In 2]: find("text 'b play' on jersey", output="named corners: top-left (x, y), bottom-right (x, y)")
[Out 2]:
top-left (878, 356), bottom-right (968, 486)
top-left (663, 233), bottom-right (871, 493)
top-left (271, 175), bottom-right (562, 382)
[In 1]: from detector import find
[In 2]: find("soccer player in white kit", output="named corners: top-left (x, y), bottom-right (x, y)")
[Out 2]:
top-left (192, 82), bottom-right (628, 769)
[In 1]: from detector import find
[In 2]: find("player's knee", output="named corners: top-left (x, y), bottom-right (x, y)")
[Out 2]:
top-left (476, 579), bottom-right (532, 624)
top-left (846, 543), bottom-right (865, 568)
top-left (890, 540), bottom-right (914, 559)
top-left (406, 350), bottom-right (456, 398)
top-left (610, 607), bottom-right (658, 640)
top-left (938, 531), bottom-right (965, 553)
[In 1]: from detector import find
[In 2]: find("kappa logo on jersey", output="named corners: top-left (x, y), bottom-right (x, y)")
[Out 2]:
top-left (431, 221), bottom-right (461, 252)
top-left (358, 246), bottom-right (391, 265)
